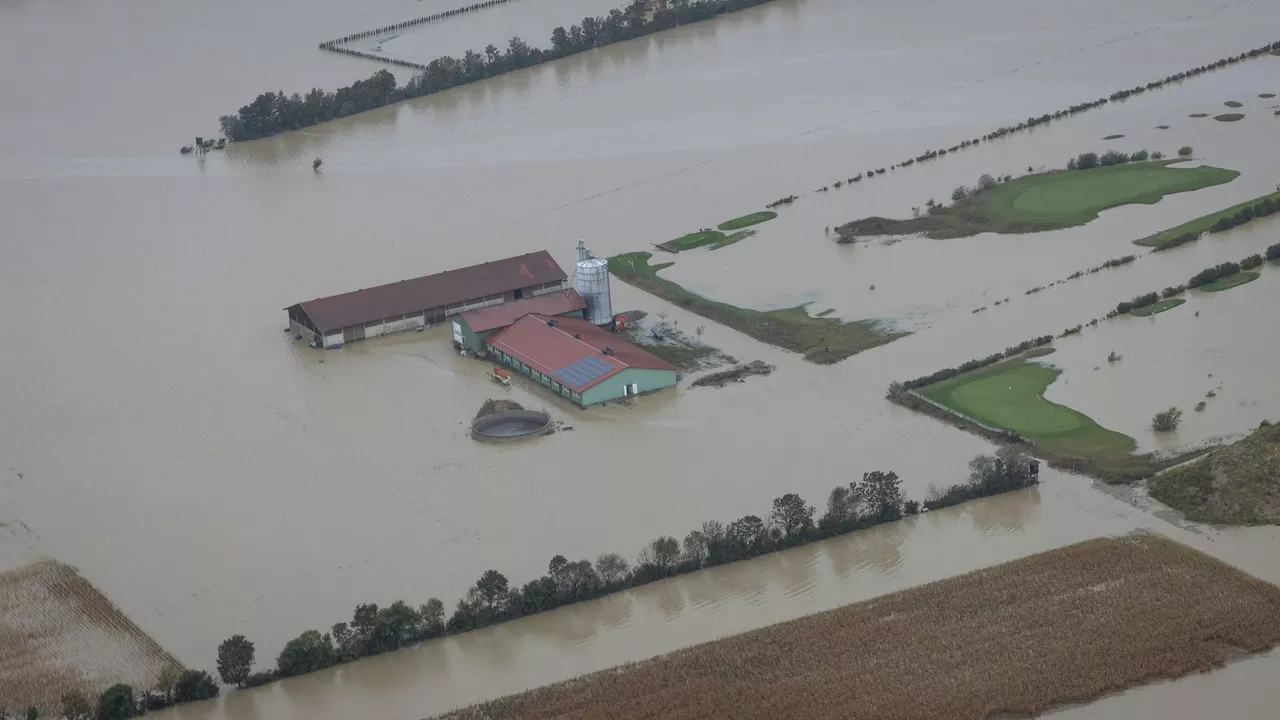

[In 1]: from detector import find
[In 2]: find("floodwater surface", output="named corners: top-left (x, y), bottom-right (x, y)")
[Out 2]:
top-left (2, 0), bottom-right (1280, 717)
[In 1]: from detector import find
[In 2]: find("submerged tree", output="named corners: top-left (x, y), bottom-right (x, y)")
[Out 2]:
top-left (1152, 407), bottom-right (1184, 431)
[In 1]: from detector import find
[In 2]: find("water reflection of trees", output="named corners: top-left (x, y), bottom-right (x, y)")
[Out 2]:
top-left (967, 485), bottom-right (1040, 536)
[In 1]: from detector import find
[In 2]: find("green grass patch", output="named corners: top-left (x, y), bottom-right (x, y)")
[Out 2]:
top-left (717, 211), bottom-right (777, 231)
top-left (1130, 298), bottom-right (1185, 316)
top-left (1136, 190), bottom-right (1280, 248)
top-left (1214, 113), bottom-right (1245, 122)
top-left (919, 356), bottom-right (1135, 459)
top-left (659, 229), bottom-right (755, 252)
top-left (1224, 100), bottom-right (1244, 108)
top-left (609, 252), bottom-right (907, 363)
top-left (1103, 134), bottom-right (1125, 139)
top-left (1190, 113), bottom-right (1209, 118)
top-left (838, 161), bottom-right (1239, 240)
top-left (659, 230), bottom-right (724, 252)
top-left (1261, 93), bottom-right (1276, 99)
top-left (1200, 271), bottom-right (1260, 292)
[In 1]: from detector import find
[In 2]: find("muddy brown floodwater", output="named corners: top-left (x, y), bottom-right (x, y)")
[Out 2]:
top-left (2, 0), bottom-right (1280, 717)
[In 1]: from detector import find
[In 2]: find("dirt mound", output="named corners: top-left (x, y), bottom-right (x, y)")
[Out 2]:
top-left (692, 361), bottom-right (775, 388)
top-left (1148, 422), bottom-right (1280, 524)
top-left (475, 399), bottom-right (523, 419)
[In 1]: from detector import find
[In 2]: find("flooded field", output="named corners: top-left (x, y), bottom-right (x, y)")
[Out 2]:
top-left (2, 0), bottom-right (1280, 716)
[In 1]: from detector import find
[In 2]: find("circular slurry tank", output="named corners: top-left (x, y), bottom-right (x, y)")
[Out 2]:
top-left (471, 409), bottom-right (553, 443)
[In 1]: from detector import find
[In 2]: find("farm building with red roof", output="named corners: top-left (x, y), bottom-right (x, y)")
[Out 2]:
top-left (286, 251), bottom-right (569, 347)
top-left (484, 315), bottom-right (677, 406)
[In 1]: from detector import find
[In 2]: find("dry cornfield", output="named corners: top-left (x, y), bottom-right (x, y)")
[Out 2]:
top-left (0, 560), bottom-right (181, 712)
top-left (438, 534), bottom-right (1280, 720)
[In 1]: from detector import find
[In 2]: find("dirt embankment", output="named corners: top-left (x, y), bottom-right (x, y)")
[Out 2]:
top-left (1148, 422), bottom-right (1280, 524)
top-left (0, 560), bottom-right (181, 713)
top-left (475, 399), bottom-right (523, 419)
top-left (692, 361), bottom-right (775, 388)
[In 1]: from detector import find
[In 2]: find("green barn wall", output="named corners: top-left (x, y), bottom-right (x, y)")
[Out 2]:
top-left (581, 368), bottom-right (677, 406)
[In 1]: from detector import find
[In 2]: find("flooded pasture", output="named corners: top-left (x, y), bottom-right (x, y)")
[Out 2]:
top-left (2, 0), bottom-right (1280, 716)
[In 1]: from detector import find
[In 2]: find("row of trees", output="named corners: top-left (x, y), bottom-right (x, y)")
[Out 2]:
top-left (1160, 199), bottom-right (1280, 251)
top-left (1188, 260), bottom-right (1243, 288)
top-left (74, 455), bottom-right (1031, 701)
top-left (1065, 147), bottom-right (1164, 170)
top-left (37, 666), bottom-right (220, 720)
top-left (1115, 247), bottom-right (1272, 315)
top-left (218, 0), bottom-right (775, 140)
top-left (829, 40), bottom-right (1277, 190)
top-left (889, 335), bottom-right (1054, 394)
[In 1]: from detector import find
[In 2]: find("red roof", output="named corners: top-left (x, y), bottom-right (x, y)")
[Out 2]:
top-left (484, 315), bottom-right (676, 392)
top-left (460, 289), bottom-right (587, 333)
top-left (289, 251), bottom-right (566, 333)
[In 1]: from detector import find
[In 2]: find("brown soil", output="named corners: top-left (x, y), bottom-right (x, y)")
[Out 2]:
top-left (691, 360), bottom-right (775, 388)
top-left (0, 561), bottom-right (181, 713)
top-left (437, 534), bottom-right (1280, 720)
top-left (475, 399), bottom-right (523, 419)
top-left (1148, 422), bottom-right (1280, 524)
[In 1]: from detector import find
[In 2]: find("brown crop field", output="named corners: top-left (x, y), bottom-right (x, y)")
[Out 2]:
top-left (0, 560), bottom-right (181, 713)
top-left (437, 534), bottom-right (1280, 720)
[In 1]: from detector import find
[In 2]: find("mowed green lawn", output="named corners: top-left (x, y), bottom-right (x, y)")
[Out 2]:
top-left (983, 161), bottom-right (1239, 230)
top-left (920, 359), bottom-right (1135, 460)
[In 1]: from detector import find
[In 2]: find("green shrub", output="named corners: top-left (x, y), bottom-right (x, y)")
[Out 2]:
top-left (1178, 145), bottom-right (1194, 157)
top-left (1240, 253), bottom-right (1264, 269)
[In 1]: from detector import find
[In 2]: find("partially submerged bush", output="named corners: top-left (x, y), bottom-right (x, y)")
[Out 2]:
top-left (1178, 145), bottom-right (1194, 157)
top-left (1152, 407), bottom-right (1184, 432)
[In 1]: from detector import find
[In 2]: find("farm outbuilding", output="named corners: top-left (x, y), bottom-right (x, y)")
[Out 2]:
top-left (286, 251), bottom-right (569, 347)
top-left (453, 289), bottom-right (587, 354)
top-left (483, 315), bottom-right (677, 407)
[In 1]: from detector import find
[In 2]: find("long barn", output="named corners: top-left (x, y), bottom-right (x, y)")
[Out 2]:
top-left (286, 251), bottom-right (569, 347)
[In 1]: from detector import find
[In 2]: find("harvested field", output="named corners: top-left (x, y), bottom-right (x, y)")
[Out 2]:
top-left (0, 561), bottom-right (180, 713)
top-left (437, 534), bottom-right (1280, 720)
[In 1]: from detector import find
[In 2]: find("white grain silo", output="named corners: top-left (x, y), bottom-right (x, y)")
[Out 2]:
top-left (574, 239), bottom-right (613, 326)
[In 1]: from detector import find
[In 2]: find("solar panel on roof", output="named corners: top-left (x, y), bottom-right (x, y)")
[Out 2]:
top-left (553, 355), bottom-right (614, 388)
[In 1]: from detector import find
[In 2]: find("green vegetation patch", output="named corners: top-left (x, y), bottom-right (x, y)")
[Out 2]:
top-left (609, 252), bottom-right (907, 364)
top-left (1224, 100), bottom-right (1244, 107)
top-left (1136, 190), bottom-right (1280, 248)
top-left (918, 354), bottom-right (1141, 473)
top-left (1130, 298), bottom-right (1185, 316)
top-left (1214, 113), bottom-right (1245, 122)
top-left (1149, 423), bottom-right (1280, 524)
top-left (1261, 93), bottom-right (1277, 99)
top-left (1103, 134), bottom-right (1125, 139)
top-left (1190, 113), bottom-right (1209, 118)
top-left (1155, 125), bottom-right (1170, 129)
top-left (717, 211), bottom-right (778, 231)
top-left (657, 229), bottom-right (754, 252)
top-left (838, 161), bottom-right (1239, 240)
top-left (1200, 271), bottom-right (1260, 292)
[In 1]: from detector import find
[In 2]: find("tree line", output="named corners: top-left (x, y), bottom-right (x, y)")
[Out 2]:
top-left (1111, 247), bottom-right (1273, 315)
top-left (319, 0), bottom-right (522, 49)
top-left (25, 451), bottom-right (1039, 717)
top-left (888, 335), bottom-right (1054, 395)
top-left (810, 41), bottom-right (1276, 199)
top-left (218, 0), bottom-right (775, 141)
top-left (1158, 199), bottom-right (1280, 251)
